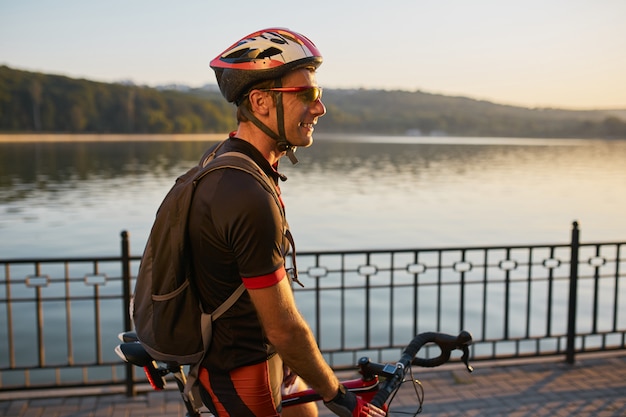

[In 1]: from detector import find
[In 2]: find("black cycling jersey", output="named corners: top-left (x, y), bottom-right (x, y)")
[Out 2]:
top-left (188, 137), bottom-right (291, 371)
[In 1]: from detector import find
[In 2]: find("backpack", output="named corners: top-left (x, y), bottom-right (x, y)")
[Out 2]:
top-left (131, 141), bottom-right (286, 371)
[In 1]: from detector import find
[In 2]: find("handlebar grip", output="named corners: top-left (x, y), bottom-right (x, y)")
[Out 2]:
top-left (411, 330), bottom-right (472, 368)
top-left (412, 355), bottom-right (450, 368)
top-left (401, 332), bottom-right (438, 364)
top-left (413, 331), bottom-right (473, 371)
top-left (370, 382), bottom-right (393, 409)
top-left (369, 331), bottom-right (473, 408)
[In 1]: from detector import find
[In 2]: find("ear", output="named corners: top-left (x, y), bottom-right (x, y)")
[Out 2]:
top-left (247, 90), bottom-right (273, 116)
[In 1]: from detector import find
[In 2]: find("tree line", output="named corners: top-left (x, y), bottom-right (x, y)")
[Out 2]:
top-left (2, 65), bottom-right (625, 138)
top-left (0, 66), bottom-right (233, 134)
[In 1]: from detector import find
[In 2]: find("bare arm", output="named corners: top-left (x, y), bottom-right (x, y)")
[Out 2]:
top-left (247, 276), bottom-right (340, 402)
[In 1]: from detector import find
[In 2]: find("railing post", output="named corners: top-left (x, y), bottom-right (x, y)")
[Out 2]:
top-left (566, 221), bottom-right (580, 364)
top-left (121, 230), bottom-right (136, 396)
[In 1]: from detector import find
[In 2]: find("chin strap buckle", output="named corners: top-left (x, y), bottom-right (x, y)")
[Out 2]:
top-left (285, 147), bottom-right (299, 165)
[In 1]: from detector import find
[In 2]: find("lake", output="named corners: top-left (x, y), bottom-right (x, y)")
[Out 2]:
top-left (1, 134), bottom-right (625, 260)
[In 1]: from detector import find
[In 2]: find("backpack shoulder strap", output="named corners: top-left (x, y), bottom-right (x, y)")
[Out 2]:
top-left (211, 283), bottom-right (246, 320)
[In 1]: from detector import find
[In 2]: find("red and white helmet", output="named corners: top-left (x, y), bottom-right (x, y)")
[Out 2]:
top-left (210, 28), bottom-right (323, 104)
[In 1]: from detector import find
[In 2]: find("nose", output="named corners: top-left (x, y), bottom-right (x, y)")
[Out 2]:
top-left (312, 98), bottom-right (326, 118)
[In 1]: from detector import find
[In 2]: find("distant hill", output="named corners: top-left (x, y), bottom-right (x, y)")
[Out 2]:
top-left (1, 65), bottom-right (625, 138)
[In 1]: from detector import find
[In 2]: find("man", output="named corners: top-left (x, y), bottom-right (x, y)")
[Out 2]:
top-left (187, 28), bottom-right (386, 417)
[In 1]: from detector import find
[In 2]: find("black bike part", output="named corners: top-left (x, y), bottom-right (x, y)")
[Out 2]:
top-left (358, 357), bottom-right (398, 381)
top-left (117, 342), bottom-right (153, 367)
top-left (411, 330), bottom-right (474, 371)
top-left (118, 331), bottom-right (139, 343)
top-left (143, 362), bottom-right (166, 390)
top-left (370, 331), bottom-right (473, 408)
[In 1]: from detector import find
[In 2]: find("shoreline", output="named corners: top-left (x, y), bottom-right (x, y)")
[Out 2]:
top-left (0, 133), bottom-right (229, 142)
top-left (1, 133), bottom-right (623, 144)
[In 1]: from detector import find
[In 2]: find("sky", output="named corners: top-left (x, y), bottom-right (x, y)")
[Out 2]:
top-left (1, 0), bottom-right (625, 110)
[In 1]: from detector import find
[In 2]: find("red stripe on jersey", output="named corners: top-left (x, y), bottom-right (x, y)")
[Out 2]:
top-left (242, 267), bottom-right (286, 289)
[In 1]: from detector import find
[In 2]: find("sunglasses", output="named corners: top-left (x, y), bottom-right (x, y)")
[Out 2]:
top-left (260, 86), bottom-right (323, 103)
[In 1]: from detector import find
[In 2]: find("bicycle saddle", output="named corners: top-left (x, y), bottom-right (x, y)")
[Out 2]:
top-left (115, 342), bottom-right (153, 367)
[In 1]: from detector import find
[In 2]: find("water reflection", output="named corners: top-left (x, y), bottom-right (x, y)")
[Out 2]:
top-left (279, 138), bottom-right (613, 201)
top-left (0, 141), bottom-right (218, 202)
top-left (2, 137), bottom-right (618, 199)
top-left (0, 136), bottom-right (625, 257)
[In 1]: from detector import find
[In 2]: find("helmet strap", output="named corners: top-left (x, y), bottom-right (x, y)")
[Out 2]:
top-left (272, 79), bottom-right (299, 164)
top-left (238, 81), bottom-right (299, 165)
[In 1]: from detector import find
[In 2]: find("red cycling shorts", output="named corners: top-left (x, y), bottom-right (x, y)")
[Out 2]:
top-left (198, 355), bottom-right (283, 417)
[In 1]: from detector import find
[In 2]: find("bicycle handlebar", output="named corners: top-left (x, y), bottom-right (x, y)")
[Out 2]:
top-left (370, 330), bottom-right (473, 409)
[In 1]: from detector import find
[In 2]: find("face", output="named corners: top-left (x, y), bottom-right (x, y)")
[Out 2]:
top-left (271, 68), bottom-right (326, 148)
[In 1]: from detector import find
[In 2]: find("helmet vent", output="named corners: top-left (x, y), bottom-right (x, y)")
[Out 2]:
top-left (257, 47), bottom-right (282, 59)
top-left (224, 48), bottom-right (254, 61)
top-left (224, 46), bottom-right (282, 63)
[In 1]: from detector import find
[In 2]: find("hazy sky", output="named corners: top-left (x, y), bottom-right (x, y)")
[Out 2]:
top-left (2, 0), bottom-right (625, 109)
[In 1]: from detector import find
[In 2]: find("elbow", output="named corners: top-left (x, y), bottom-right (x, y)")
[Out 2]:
top-left (265, 317), bottom-right (310, 348)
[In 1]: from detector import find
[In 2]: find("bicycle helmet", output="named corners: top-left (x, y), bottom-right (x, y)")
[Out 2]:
top-left (210, 28), bottom-right (323, 165)
top-left (210, 28), bottom-right (323, 104)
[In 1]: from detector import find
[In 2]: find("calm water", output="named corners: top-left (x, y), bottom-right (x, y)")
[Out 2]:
top-left (1, 135), bottom-right (625, 259)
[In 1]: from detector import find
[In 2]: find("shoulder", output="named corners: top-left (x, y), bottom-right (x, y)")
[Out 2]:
top-left (194, 167), bottom-right (280, 222)
top-left (199, 165), bottom-right (272, 198)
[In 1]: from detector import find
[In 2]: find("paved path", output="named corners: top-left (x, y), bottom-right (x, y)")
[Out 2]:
top-left (1, 353), bottom-right (624, 417)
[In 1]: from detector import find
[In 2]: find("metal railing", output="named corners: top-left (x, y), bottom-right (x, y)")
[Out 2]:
top-left (0, 222), bottom-right (624, 393)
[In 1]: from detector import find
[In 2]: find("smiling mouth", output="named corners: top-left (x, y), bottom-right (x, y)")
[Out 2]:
top-left (299, 122), bottom-right (315, 130)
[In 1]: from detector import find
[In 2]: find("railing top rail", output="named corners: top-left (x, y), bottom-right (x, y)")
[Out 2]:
top-left (296, 241), bottom-right (625, 257)
top-left (578, 241), bottom-right (626, 246)
top-left (2, 240), bottom-right (624, 263)
top-left (0, 255), bottom-right (143, 264)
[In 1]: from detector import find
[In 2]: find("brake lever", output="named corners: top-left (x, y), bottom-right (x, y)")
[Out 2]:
top-left (461, 345), bottom-right (474, 373)
top-left (456, 331), bottom-right (474, 373)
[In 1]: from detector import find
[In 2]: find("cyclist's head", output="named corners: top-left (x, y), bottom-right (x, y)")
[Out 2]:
top-left (210, 28), bottom-right (323, 164)
top-left (210, 28), bottom-right (323, 106)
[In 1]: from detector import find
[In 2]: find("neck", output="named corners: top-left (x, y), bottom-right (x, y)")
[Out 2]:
top-left (234, 124), bottom-right (285, 166)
